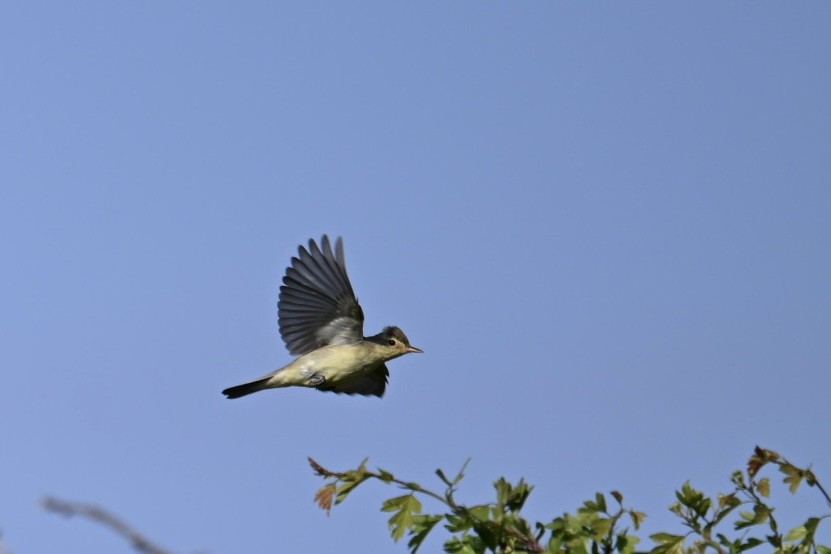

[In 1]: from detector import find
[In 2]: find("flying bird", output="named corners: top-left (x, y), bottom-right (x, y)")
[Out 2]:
top-left (222, 236), bottom-right (421, 399)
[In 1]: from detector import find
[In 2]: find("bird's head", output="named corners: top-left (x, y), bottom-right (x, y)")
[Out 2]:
top-left (369, 326), bottom-right (423, 360)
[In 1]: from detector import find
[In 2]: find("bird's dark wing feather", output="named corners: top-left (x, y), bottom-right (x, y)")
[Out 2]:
top-left (316, 363), bottom-right (388, 397)
top-left (278, 236), bottom-right (364, 355)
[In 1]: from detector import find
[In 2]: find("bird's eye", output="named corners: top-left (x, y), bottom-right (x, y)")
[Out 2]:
top-left (388, 339), bottom-right (396, 346)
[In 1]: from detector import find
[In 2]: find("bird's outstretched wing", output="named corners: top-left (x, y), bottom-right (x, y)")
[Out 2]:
top-left (278, 236), bottom-right (364, 355)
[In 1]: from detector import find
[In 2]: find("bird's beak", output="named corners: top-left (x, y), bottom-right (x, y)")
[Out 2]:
top-left (406, 345), bottom-right (423, 354)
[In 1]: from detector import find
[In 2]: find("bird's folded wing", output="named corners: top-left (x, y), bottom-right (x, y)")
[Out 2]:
top-left (316, 363), bottom-right (388, 397)
top-left (278, 235), bottom-right (364, 355)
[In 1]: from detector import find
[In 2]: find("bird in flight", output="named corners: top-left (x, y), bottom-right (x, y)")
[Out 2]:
top-left (222, 235), bottom-right (421, 399)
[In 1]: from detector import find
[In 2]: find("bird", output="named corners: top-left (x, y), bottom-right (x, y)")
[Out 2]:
top-left (222, 235), bottom-right (422, 399)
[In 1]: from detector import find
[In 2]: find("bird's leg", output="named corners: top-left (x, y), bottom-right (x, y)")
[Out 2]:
top-left (307, 372), bottom-right (326, 386)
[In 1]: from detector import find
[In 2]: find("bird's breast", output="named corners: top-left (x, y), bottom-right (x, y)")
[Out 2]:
top-left (294, 343), bottom-right (379, 380)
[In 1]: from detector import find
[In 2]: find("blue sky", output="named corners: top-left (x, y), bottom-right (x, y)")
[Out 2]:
top-left (2, 2), bottom-right (830, 552)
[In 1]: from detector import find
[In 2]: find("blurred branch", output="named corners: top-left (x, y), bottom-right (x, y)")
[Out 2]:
top-left (42, 496), bottom-right (174, 554)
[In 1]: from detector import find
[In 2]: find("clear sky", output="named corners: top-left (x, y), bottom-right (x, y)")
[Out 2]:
top-left (2, 3), bottom-right (829, 553)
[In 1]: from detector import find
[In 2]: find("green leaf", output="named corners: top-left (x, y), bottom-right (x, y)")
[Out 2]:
top-left (377, 468), bottom-right (394, 483)
top-left (382, 494), bottom-right (422, 542)
top-left (592, 517), bottom-right (611, 539)
top-left (757, 477), bottom-right (770, 497)
top-left (492, 477), bottom-right (533, 512)
top-left (675, 481), bottom-right (713, 519)
top-left (668, 501), bottom-right (683, 517)
top-left (738, 510), bottom-right (754, 521)
top-left (736, 504), bottom-right (771, 530)
top-left (675, 481), bottom-right (694, 504)
top-left (616, 533), bottom-right (641, 554)
top-left (452, 459), bottom-right (472, 486)
top-left (780, 462), bottom-right (805, 493)
top-left (546, 535), bottom-right (563, 553)
top-left (784, 525), bottom-right (807, 541)
top-left (651, 532), bottom-right (684, 544)
top-left (467, 504), bottom-right (491, 521)
top-left (381, 494), bottom-right (412, 512)
top-left (333, 464), bottom-right (372, 503)
top-left (752, 504), bottom-right (771, 524)
top-left (494, 478), bottom-right (511, 507)
top-left (650, 532), bottom-right (685, 554)
top-left (712, 494), bottom-right (741, 526)
top-left (785, 517), bottom-right (821, 544)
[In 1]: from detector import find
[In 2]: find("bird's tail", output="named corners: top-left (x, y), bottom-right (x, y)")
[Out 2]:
top-left (222, 377), bottom-right (272, 399)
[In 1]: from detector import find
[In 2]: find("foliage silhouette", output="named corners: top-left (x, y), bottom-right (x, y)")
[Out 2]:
top-left (309, 447), bottom-right (831, 554)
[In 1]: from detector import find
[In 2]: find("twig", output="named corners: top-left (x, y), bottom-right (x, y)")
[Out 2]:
top-left (42, 496), bottom-right (174, 554)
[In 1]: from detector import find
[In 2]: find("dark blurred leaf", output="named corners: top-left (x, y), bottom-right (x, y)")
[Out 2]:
top-left (407, 514), bottom-right (442, 554)
top-left (804, 516), bottom-right (820, 534)
top-left (595, 492), bottom-right (607, 513)
top-left (748, 446), bottom-right (780, 478)
top-left (507, 479), bottom-right (532, 512)
top-left (446, 512), bottom-right (474, 533)
top-left (436, 468), bottom-right (452, 487)
top-left (444, 535), bottom-right (483, 554)
top-left (308, 457), bottom-right (332, 477)
top-left (735, 504), bottom-right (771, 530)
top-left (738, 537), bottom-right (763, 551)
top-left (473, 519), bottom-right (500, 550)
top-left (718, 493), bottom-right (740, 509)
top-left (630, 510), bottom-right (646, 529)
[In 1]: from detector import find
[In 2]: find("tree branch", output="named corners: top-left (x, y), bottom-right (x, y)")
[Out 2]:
top-left (42, 496), bottom-right (174, 554)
